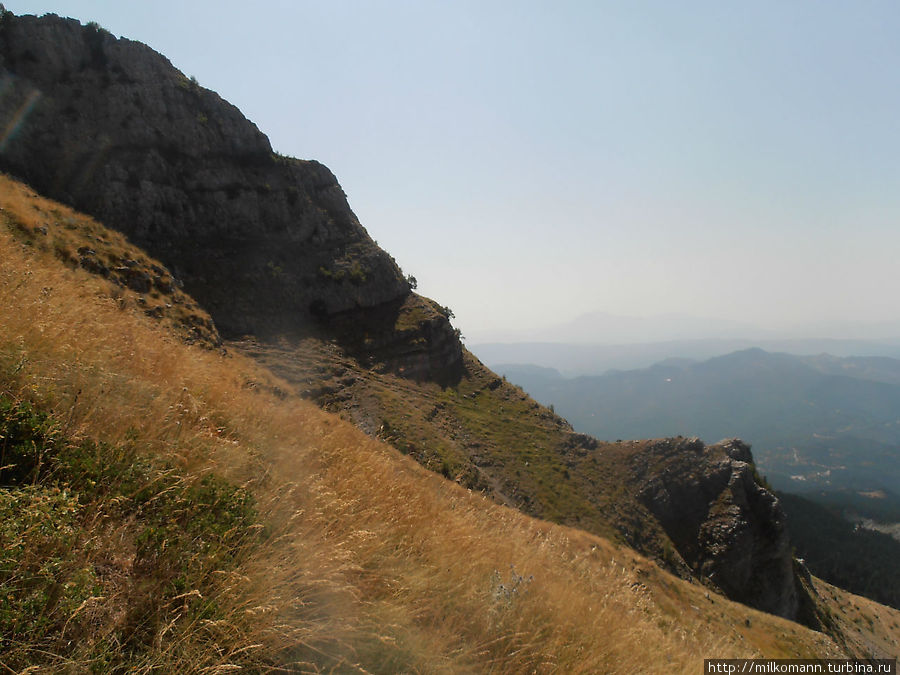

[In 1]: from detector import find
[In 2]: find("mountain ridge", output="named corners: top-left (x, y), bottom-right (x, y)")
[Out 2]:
top-left (495, 347), bottom-right (900, 493)
top-left (476, 338), bottom-right (900, 376)
top-left (0, 8), bottom-right (463, 384)
top-left (473, 309), bottom-right (900, 346)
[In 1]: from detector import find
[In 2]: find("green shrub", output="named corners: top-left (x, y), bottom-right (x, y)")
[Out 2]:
top-left (0, 397), bottom-right (61, 486)
top-left (0, 395), bottom-right (261, 668)
top-left (0, 485), bottom-right (96, 643)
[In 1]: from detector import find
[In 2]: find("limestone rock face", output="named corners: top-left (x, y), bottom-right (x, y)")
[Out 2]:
top-left (0, 11), bottom-right (461, 381)
top-left (634, 437), bottom-right (802, 619)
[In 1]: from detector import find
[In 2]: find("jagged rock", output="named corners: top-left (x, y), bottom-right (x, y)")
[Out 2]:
top-left (719, 437), bottom-right (754, 463)
top-left (634, 437), bottom-right (805, 620)
top-left (0, 10), bottom-right (461, 382)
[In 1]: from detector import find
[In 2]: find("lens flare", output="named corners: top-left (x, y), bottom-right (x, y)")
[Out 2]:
top-left (0, 88), bottom-right (41, 153)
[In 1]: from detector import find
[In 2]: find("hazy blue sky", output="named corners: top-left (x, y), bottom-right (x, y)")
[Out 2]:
top-left (7, 1), bottom-right (900, 341)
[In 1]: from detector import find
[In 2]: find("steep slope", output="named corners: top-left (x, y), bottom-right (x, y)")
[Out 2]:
top-left (0, 10), bottom-right (858, 631)
top-left (7, 174), bottom-right (896, 672)
top-left (0, 173), bottom-right (220, 347)
top-left (0, 9), bottom-right (461, 382)
top-left (778, 492), bottom-right (900, 610)
top-left (631, 438), bottom-right (806, 621)
top-left (497, 351), bottom-right (900, 613)
top-left (237, 336), bottom-right (815, 622)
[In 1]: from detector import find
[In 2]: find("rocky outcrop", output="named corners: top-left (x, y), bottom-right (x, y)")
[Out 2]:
top-left (0, 10), bottom-right (461, 381)
top-left (633, 437), bottom-right (806, 620)
top-left (328, 294), bottom-right (464, 385)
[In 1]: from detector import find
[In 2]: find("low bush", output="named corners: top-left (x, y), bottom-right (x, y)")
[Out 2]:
top-left (0, 395), bottom-right (260, 671)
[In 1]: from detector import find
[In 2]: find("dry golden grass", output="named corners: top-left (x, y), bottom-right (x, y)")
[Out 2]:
top-left (0, 174), bottom-right (219, 348)
top-left (1, 176), bottom-right (895, 672)
top-left (811, 578), bottom-right (900, 658)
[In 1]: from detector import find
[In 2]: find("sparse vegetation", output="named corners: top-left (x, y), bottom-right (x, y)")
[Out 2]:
top-left (265, 260), bottom-right (283, 278)
top-left (348, 260), bottom-right (366, 284)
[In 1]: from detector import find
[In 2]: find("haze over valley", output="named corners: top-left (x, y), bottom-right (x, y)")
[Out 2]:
top-left (473, 311), bottom-right (900, 376)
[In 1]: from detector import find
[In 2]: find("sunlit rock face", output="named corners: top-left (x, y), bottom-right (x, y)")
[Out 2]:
top-left (634, 437), bottom-right (803, 620)
top-left (0, 11), bottom-right (461, 382)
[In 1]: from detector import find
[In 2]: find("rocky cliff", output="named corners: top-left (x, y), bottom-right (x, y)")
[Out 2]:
top-left (0, 10), bottom-right (461, 381)
top-left (632, 437), bottom-right (808, 619)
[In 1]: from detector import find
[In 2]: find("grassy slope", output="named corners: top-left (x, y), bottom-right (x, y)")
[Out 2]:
top-left (1, 174), bottom-right (897, 671)
top-left (0, 175), bottom-right (220, 348)
top-left (234, 337), bottom-right (675, 556)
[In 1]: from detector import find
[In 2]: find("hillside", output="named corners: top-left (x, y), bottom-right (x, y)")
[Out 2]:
top-left (777, 492), bottom-right (900, 610)
top-left (0, 8), bottom-right (835, 625)
top-left (228, 336), bottom-right (837, 622)
top-left (497, 350), bottom-right (900, 612)
top-left (6, 175), bottom-right (897, 671)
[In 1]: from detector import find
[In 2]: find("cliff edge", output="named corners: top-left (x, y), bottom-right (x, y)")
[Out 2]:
top-left (0, 10), bottom-right (461, 381)
top-left (632, 438), bottom-right (808, 619)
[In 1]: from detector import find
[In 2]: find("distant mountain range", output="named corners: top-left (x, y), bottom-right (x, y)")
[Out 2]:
top-left (473, 337), bottom-right (900, 376)
top-left (495, 348), bottom-right (900, 498)
top-left (475, 311), bottom-right (776, 344)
